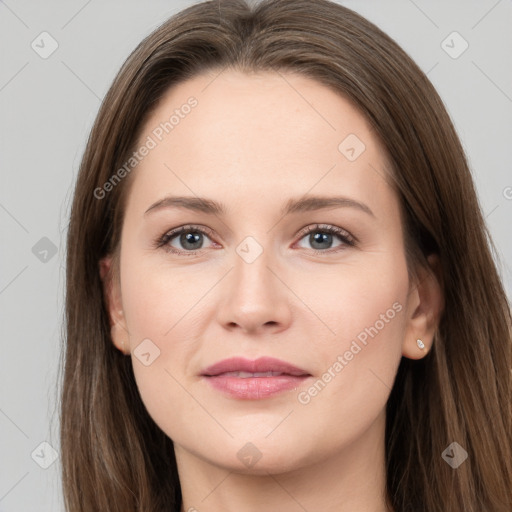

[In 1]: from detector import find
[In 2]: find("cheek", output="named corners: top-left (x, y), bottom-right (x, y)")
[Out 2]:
top-left (120, 253), bottom-right (215, 341)
top-left (290, 261), bottom-right (409, 447)
top-left (300, 250), bottom-right (410, 352)
top-left (119, 255), bottom-right (216, 437)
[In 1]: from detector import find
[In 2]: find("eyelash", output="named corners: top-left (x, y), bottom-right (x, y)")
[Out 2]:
top-left (154, 223), bottom-right (357, 257)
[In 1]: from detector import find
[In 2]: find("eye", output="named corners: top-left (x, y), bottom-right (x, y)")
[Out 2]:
top-left (154, 225), bottom-right (217, 255)
top-left (294, 224), bottom-right (356, 254)
top-left (154, 223), bottom-right (356, 256)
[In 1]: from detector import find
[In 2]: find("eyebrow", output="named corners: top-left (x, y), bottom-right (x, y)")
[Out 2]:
top-left (144, 194), bottom-right (375, 218)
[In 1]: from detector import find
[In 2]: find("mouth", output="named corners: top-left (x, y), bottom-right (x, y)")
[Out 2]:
top-left (200, 357), bottom-right (312, 399)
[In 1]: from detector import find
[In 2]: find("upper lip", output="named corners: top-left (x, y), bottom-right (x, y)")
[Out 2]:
top-left (201, 357), bottom-right (310, 377)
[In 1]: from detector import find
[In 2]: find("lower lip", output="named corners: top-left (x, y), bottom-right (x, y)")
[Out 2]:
top-left (203, 375), bottom-right (310, 399)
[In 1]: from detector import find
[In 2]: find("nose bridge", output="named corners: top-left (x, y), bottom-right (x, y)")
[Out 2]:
top-left (238, 237), bottom-right (269, 278)
top-left (231, 234), bottom-right (277, 303)
top-left (216, 233), bottom-right (291, 333)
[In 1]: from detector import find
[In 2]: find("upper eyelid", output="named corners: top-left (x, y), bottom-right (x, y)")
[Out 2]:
top-left (297, 223), bottom-right (353, 239)
top-left (163, 224), bottom-right (216, 240)
top-left (162, 224), bottom-right (350, 238)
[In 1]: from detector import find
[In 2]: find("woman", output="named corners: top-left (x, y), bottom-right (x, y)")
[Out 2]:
top-left (60, 0), bottom-right (512, 510)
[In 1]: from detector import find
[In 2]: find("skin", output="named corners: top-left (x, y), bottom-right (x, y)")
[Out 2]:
top-left (100, 70), bottom-right (443, 512)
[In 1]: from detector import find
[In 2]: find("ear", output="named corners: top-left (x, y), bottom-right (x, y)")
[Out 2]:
top-left (99, 255), bottom-right (130, 355)
top-left (402, 253), bottom-right (444, 360)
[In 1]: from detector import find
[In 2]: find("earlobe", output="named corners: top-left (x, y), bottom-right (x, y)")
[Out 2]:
top-left (110, 324), bottom-right (130, 355)
top-left (402, 253), bottom-right (444, 360)
top-left (99, 255), bottom-right (129, 354)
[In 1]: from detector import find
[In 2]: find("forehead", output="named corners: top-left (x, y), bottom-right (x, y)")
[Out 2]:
top-left (126, 69), bottom-right (396, 220)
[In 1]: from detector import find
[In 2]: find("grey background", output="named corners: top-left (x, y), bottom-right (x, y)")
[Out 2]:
top-left (0, 0), bottom-right (511, 510)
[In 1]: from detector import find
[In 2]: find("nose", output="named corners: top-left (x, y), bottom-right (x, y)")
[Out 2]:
top-left (216, 242), bottom-right (292, 335)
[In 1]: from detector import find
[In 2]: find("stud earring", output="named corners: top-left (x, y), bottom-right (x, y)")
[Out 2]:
top-left (416, 338), bottom-right (425, 350)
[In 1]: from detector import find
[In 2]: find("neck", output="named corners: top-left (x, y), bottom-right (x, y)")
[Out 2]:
top-left (177, 411), bottom-right (392, 512)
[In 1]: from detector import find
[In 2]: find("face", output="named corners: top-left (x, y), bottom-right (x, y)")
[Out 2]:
top-left (102, 69), bottom-right (434, 475)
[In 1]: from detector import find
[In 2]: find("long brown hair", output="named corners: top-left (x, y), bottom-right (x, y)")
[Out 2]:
top-left (60, 0), bottom-right (512, 510)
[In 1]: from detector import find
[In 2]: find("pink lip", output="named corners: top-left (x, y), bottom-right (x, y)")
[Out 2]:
top-left (200, 357), bottom-right (312, 400)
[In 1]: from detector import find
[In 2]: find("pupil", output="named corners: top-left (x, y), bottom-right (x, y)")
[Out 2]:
top-left (311, 232), bottom-right (331, 250)
top-left (181, 232), bottom-right (202, 250)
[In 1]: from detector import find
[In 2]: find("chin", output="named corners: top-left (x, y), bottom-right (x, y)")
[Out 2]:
top-left (193, 436), bottom-right (318, 476)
